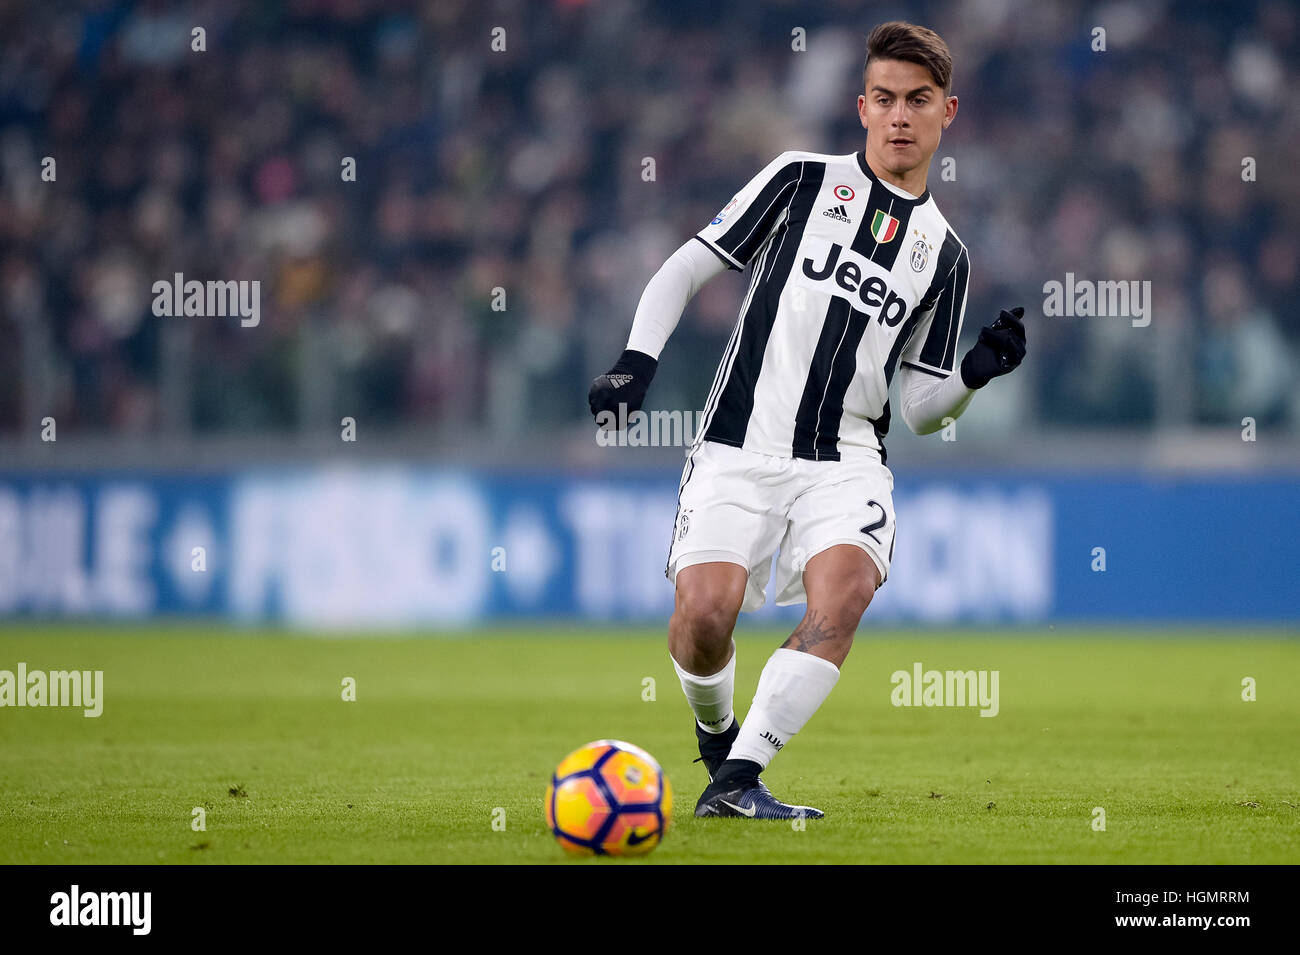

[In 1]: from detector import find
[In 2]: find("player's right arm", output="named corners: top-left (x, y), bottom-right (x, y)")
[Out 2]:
top-left (588, 153), bottom-right (803, 423)
top-left (587, 240), bottom-right (727, 423)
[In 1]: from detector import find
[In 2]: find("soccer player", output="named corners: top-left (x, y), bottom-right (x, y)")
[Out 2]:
top-left (589, 22), bottom-right (1026, 818)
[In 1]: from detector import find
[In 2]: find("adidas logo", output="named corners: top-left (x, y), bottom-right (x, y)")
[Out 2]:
top-left (606, 374), bottom-right (634, 387)
top-left (822, 204), bottom-right (852, 223)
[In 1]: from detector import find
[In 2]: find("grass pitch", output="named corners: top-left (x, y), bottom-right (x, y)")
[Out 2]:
top-left (1, 625), bottom-right (1296, 864)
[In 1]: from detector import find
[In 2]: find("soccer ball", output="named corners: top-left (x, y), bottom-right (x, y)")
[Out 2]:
top-left (545, 739), bottom-right (672, 856)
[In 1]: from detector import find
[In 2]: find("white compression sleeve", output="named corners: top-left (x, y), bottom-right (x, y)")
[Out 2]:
top-left (625, 238), bottom-right (729, 359)
top-left (898, 363), bottom-right (978, 435)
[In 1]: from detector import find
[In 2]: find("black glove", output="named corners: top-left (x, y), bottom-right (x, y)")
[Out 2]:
top-left (588, 349), bottom-right (658, 423)
top-left (959, 306), bottom-right (1027, 389)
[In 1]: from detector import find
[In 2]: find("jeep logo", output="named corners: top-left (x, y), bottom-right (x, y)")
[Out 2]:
top-left (800, 241), bottom-right (909, 326)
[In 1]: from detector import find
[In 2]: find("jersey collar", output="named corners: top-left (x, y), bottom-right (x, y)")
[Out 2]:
top-left (856, 149), bottom-right (930, 206)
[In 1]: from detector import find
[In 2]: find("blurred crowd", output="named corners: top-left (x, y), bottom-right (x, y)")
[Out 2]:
top-left (0, 0), bottom-right (1296, 443)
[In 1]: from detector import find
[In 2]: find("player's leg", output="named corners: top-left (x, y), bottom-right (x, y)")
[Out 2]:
top-left (778, 543), bottom-right (881, 667)
top-left (696, 458), bottom-right (894, 819)
top-left (695, 546), bottom-right (879, 819)
top-left (668, 560), bottom-right (746, 675)
top-left (726, 544), bottom-right (879, 765)
top-left (667, 560), bottom-right (747, 778)
top-left (664, 441), bottom-right (790, 783)
top-left (701, 547), bottom-right (879, 808)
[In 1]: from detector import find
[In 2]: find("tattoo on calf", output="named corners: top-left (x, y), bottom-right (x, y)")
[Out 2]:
top-left (781, 611), bottom-right (838, 652)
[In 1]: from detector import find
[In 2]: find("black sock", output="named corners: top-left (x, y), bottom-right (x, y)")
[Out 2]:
top-left (696, 719), bottom-right (739, 751)
top-left (713, 758), bottom-right (762, 786)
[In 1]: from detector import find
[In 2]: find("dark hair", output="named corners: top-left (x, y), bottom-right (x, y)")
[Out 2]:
top-left (863, 21), bottom-right (953, 94)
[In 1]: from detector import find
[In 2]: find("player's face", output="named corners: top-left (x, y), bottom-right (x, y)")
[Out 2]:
top-left (858, 58), bottom-right (957, 180)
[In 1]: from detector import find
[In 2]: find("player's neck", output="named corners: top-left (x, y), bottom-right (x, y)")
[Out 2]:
top-left (862, 146), bottom-right (928, 198)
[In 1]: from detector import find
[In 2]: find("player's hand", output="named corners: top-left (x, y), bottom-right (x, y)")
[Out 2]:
top-left (959, 306), bottom-right (1027, 389)
top-left (588, 349), bottom-right (658, 424)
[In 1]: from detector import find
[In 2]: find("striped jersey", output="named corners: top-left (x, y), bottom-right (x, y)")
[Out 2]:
top-left (693, 148), bottom-right (969, 463)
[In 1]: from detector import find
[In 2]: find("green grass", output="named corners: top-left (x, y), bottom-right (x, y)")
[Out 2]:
top-left (0, 625), bottom-right (1297, 864)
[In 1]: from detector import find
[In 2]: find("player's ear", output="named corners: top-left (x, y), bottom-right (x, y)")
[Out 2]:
top-left (942, 94), bottom-right (958, 129)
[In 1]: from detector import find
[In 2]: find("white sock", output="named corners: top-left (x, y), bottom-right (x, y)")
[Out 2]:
top-left (728, 648), bottom-right (840, 770)
top-left (670, 643), bottom-right (736, 734)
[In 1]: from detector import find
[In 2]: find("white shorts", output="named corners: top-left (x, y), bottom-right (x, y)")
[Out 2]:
top-left (665, 440), bottom-right (896, 612)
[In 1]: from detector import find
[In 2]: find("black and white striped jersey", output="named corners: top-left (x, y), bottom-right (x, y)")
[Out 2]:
top-left (693, 149), bottom-right (969, 463)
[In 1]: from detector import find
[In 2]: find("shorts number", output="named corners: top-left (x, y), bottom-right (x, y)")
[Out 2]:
top-left (859, 500), bottom-right (887, 545)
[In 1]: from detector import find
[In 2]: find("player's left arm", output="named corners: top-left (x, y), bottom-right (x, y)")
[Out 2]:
top-left (897, 244), bottom-right (1027, 435)
top-left (899, 363), bottom-right (976, 435)
top-left (900, 306), bottom-right (1027, 434)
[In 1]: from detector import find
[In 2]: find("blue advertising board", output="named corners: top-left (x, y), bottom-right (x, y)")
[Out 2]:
top-left (0, 468), bottom-right (1295, 626)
